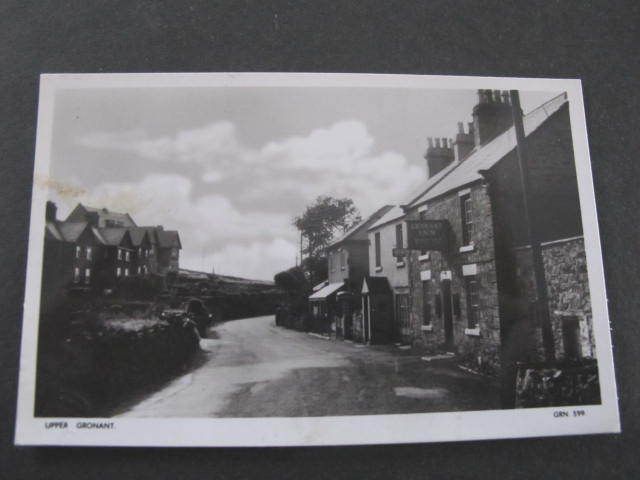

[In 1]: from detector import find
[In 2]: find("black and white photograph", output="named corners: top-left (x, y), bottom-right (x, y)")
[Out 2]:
top-left (15, 73), bottom-right (619, 446)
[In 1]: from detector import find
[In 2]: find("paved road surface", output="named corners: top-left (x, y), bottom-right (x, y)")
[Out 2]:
top-left (117, 315), bottom-right (500, 417)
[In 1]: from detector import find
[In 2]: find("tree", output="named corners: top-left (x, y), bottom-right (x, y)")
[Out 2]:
top-left (293, 196), bottom-right (361, 282)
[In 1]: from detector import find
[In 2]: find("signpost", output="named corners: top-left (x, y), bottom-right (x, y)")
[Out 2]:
top-left (406, 220), bottom-right (450, 252)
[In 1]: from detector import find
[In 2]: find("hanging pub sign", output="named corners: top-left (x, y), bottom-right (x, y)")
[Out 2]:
top-left (406, 220), bottom-right (450, 251)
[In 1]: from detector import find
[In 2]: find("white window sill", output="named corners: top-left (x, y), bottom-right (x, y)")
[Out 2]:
top-left (459, 244), bottom-right (475, 253)
top-left (375, 266), bottom-right (383, 273)
top-left (418, 253), bottom-right (430, 262)
top-left (421, 324), bottom-right (433, 332)
top-left (396, 261), bottom-right (405, 268)
top-left (464, 326), bottom-right (480, 336)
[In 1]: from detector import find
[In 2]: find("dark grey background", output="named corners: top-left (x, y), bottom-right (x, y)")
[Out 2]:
top-left (1, 1), bottom-right (638, 478)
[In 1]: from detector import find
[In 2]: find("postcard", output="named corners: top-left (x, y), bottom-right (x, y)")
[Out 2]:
top-left (15, 73), bottom-right (620, 446)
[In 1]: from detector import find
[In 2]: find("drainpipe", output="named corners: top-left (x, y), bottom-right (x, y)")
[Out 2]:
top-left (510, 90), bottom-right (555, 362)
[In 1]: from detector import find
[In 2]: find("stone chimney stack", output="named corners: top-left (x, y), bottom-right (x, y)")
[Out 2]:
top-left (45, 201), bottom-right (57, 222)
top-left (424, 136), bottom-right (454, 178)
top-left (453, 121), bottom-right (475, 162)
top-left (472, 89), bottom-right (514, 147)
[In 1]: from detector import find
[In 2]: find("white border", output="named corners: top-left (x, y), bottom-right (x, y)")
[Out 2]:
top-left (15, 73), bottom-right (620, 447)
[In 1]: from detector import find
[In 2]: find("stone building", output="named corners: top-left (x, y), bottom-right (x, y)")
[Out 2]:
top-left (308, 205), bottom-right (393, 336)
top-left (41, 202), bottom-right (181, 313)
top-left (399, 90), bottom-right (594, 376)
top-left (361, 206), bottom-right (410, 343)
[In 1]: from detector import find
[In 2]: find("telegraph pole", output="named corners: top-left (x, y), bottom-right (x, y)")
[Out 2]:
top-left (510, 90), bottom-right (555, 362)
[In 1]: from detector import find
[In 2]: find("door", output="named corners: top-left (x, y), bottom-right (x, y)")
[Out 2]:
top-left (395, 294), bottom-right (411, 343)
top-left (442, 280), bottom-right (453, 347)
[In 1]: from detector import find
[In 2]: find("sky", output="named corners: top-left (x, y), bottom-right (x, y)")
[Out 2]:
top-left (47, 86), bottom-right (558, 280)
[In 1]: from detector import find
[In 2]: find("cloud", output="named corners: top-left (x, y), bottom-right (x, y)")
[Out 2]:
top-left (183, 238), bottom-right (297, 281)
top-left (78, 121), bottom-right (244, 165)
top-left (71, 119), bottom-right (424, 278)
top-left (50, 173), bottom-right (294, 280)
top-left (202, 170), bottom-right (224, 183)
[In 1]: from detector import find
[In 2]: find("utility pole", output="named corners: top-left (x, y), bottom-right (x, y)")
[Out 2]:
top-left (510, 90), bottom-right (555, 362)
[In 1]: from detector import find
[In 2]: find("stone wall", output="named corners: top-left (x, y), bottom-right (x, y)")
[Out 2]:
top-left (405, 182), bottom-right (502, 373)
top-left (513, 236), bottom-right (594, 362)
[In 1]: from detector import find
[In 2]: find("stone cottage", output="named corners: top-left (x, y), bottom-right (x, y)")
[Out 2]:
top-left (399, 90), bottom-right (594, 376)
top-left (308, 205), bottom-right (393, 336)
top-left (361, 206), bottom-right (410, 344)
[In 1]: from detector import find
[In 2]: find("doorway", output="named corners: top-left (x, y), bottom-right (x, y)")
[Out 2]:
top-left (442, 280), bottom-right (453, 347)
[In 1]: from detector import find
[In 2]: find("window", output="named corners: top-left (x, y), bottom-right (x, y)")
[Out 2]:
top-left (171, 248), bottom-right (178, 259)
top-left (419, 211), bottom-right (428, 255)
top-left (422, 281), bottom-right (431, 325)
top-left (434, 294), bottom-right (442, 318)
top-left (137, 266), bottom-right (141, 274)
top-left (395, 223), bottom-right (403, 249)
top-left (84, 268), bottom-right (91, 285)
top-left (116, 267), bottom-right (122, 277)
top-left (460, 193), bottom-right (474, 245)
top-left (143, 266), bottom-right (148, 275)
top-left (125, 251), bottom-right (130, 262)
top-left (374, 232), bottom-right (381, 267)
top-left (452, 293), bottom-right (461, 317)
top-left (73, 267), bottom-right (80, 283)
top-left (117, 248), bottom-right (122, 260)
top-left (138, 247), bottom-right (142, 256)
top-left (124, 268), bottom-right (129, 277)
top-left (75, 246), bottom-right (81, 259)
top-left (465, 276), bottom-right (480, 328)
top-left (86, 246), bottom-right (92, 260)
top-left (340, 250), bottom-right (346, 270)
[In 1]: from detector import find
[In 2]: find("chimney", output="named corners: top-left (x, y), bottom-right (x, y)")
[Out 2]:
top-left (45, 201), bottom-right (57, 222)
top-left (454, 121), bottom-right (475, 162)
top-left (424, 136), bottom-right (454, 178)
top-left (472, 89), bottom-right (514, 147)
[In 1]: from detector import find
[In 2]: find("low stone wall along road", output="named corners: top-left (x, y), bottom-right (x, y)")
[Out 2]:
top-left (116, 315), bottom-right (500, 417)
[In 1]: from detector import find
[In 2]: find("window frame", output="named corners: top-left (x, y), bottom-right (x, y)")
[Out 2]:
top-left (374, 232), bottom-right (381, 268)
top-left (465, 276), bottom-right (480, 328)
top-left (460, 193), bottom-right (474, 246)
top-left (422, 280), bottom-right (432, 326)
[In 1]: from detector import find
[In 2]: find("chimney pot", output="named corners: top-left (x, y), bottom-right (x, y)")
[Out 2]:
top-left (427, 137), bottom-right (433, 148)
top-left (435, 138), bottom-right (441, 148)
top-left (493, 90), bottom-right (502, 103)
top-left (441, 137), bottom-right (448, 148)
top-left (457, 121), bottom-right (464, 134)
top-left (502, 91), bottom-right (510, 104)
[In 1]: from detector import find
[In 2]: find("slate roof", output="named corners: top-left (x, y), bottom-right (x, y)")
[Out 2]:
top-left (368, 206), bottom-right (406, 231)
top-left (56, 221), bottom-right (89, 242)
top-left (406, 92), bottom-right (568, 208)
top-left (157, 230), bottom-right (181, 249)
top-left (78, 204), bottom-right (137, 227)
top-left (96, 227), bottom-right (129, 246)
top-left (328, 205), bottom-right (395, 248)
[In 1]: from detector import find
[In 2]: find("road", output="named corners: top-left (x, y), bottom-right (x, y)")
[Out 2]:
top-left (117, 315), bottom-right (500, 417)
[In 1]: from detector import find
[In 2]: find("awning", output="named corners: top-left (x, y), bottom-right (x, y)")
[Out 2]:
top-left (309, 282), bottom-right (344, 300)
top-left (312, 280), bottom-right (329, 292)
